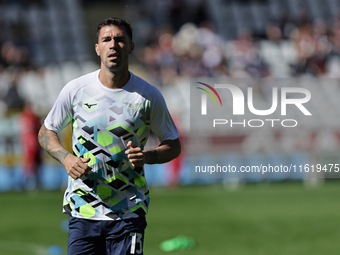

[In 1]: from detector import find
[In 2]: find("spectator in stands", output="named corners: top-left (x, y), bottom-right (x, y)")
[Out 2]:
top-left (157, 31), bottom-right (178, 86)
top-left (3, 70), bottom-right (25, 113)
top-left (312, 19), bottom-right (332, 75)
top-left (266, 22), bottom-right (283, 43)
top-left (225, 27), bottom-right (269, 78)
top-left (330, 19), bottom-right (340, 57)
top-left (0, 41), bottom-right (31, 71)
top-left (1, 70), bottom-right (25, 186)
top-left (19, 101), bottom-right (42, 189)
top-left (197, 20), bottom-right (228, 77)
top-left (290, 22), bottom-right (317, 75)
top-left (290, 19), bottom-right (331, 76)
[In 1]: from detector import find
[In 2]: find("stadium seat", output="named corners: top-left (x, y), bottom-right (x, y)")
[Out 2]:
top-left (60, 62), bottom-right (82, 84)
top-left (268, 0), bottom-right (290, 20)
top-left (80, 60), bottom-right (100, 75)
top-left (231, 3), bottom-right (256, 32)
top-left (43, 65), bottom-right (65, 105)
top-left (287, 0), bottom-right (312, 20)
top-left (308, 0), bottom-right (332, 20)
top-left (250, 2), bottom-right (271, 35)
top-left (327, 0), bottom-right (340, 16)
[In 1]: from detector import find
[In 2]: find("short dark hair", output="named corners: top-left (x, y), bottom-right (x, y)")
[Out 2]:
top-left (96, 17), bottom-right (133, 42)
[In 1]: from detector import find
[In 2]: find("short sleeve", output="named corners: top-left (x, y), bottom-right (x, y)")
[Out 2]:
top-left (44, 83), bottom-right (73, 133)
top-left (149, 88), bottom-right (180, 142)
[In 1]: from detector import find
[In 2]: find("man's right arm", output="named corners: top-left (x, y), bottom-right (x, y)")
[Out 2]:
top-left (38, 124), bottom-right (70, 164)
top-left (38, 124), bottom-right (91, 179)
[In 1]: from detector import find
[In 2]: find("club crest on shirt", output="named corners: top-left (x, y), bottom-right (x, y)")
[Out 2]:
top-left (123, 102), bottom-right (143, 116)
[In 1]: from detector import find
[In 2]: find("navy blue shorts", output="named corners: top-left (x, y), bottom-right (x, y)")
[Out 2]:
top-left (67, 216), bottom-right (147, 255)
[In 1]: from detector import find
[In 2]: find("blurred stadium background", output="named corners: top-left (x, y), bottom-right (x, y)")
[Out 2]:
top-left (1, 0), bottom-right (340, 254)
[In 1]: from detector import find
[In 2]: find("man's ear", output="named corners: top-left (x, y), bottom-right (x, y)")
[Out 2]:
top-left (95, 44), bottom-right (100, 56)
top-left (130, 42), bottom-right (135, 54)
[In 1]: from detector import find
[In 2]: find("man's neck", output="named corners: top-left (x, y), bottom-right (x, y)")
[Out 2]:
top-left (99, 68), bottom-right (130, 89)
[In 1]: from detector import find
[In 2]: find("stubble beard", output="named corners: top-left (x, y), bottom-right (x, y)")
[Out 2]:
top-left (105, 57), bottom-right (129, 74)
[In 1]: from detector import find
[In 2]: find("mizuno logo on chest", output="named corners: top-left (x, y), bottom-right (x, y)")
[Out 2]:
top-left (85, 103), bottom-right (97, 108)
top-left (82, 99), bottom-right (98, 112)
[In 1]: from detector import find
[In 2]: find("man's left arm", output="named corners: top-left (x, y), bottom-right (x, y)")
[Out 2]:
top-left (125, 138), bottom-right (181, 167)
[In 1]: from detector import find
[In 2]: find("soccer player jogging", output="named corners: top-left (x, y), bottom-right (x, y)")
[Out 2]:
top-left (38, 17), bottom-right (181, 255)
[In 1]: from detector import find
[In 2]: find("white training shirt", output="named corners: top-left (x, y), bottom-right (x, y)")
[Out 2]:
top-left (45, 70), bottom-right (179, 220)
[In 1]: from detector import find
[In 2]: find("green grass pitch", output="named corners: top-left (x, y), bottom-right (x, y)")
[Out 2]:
top-left (0, 181), bottom-right (340, 254)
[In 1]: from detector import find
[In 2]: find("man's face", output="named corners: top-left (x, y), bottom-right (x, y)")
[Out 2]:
top-left (95, 25), bottom-right (134, 72)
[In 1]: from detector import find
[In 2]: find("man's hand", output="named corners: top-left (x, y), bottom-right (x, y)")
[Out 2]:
top-left (63, 155), bottom-right (92, 179)
top-left (125, 141), bottom-right (145, 167)
top-left (125, 138), bottom-right (181, 167)
top-left (38, 124), bottom-right (93, 180)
